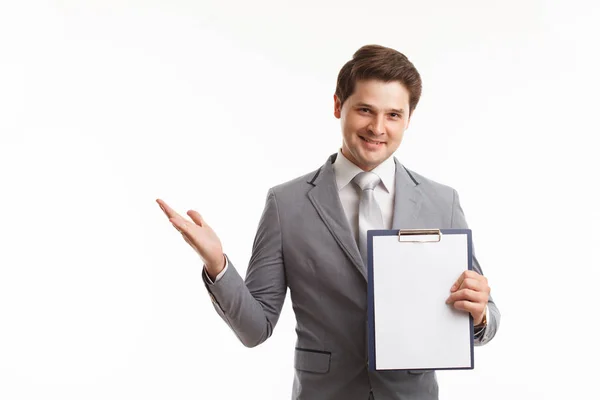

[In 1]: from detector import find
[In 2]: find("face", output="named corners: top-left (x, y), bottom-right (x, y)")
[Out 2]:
top-left (334, 79), bottom-right (411, 171)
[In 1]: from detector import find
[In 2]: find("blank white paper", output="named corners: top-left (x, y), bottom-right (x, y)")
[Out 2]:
top-left (372, 233), bottom-right (472, 370)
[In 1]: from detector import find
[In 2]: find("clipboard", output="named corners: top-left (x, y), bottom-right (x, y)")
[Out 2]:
top-left (367, 228), bottom-right (474, 372)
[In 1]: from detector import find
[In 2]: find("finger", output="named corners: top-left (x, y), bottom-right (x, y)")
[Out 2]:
top-left (452, 300), bottom-right (485, 317)
top-left (169, 217), bottom-right (183, 233)
top-left (187, 210), bottom-right (205, 227)
top-left (458, 278), bottom-right (484, 292)
top-left (156, 198), bottom-right (185, 220)
top-left (451, 270), bottom-right (481, 292)
top-left (446, 288), bottom-right (485, 304)
top-left (168, 217), bottom-right (198, 244)
top-left (451, 272), bottom-right (466, 292)
top-left (461, 278), bottom-right (491, 296)
top-left (170, 216), bottom-right (193, 234)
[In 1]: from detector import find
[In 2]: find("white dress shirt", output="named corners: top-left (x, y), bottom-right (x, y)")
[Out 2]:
top-left (333, 149), bottom-right (396, 238)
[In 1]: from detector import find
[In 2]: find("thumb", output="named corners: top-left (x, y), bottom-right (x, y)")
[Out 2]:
top-left (187, 210), bottom-right (205, 226)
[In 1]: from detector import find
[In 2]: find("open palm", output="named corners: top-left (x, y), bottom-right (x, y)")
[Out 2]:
top-left (156, 198), bottom-right (225, 275)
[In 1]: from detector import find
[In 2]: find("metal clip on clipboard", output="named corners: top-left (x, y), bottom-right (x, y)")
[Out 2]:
top-left (398, 229), bottom-right (442, 243)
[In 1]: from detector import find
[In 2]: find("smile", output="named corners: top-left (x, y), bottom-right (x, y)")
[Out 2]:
top-left (360, 136), bottom-right (384, 145)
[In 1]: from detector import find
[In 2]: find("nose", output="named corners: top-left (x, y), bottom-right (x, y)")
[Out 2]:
top-left (367, 115), bottom-right (385, 136)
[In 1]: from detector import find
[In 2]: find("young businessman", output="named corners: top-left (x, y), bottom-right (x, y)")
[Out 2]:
top-left (157, 44), bottom-right (500, 400)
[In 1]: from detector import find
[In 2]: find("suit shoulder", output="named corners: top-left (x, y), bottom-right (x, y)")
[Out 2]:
top-left (268, 168), bottom-right (320, 197)
top-left (403, 167), bottom-right (457, 203)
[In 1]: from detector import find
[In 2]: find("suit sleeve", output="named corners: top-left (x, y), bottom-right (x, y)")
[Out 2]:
top-left (202, 188), bottom-right (287, 348)
top-left (451, 189), bottom-right (501, 346)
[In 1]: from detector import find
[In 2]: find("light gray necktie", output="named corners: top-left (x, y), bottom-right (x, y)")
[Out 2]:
top-left (353, 171), bottom-right (384, 265)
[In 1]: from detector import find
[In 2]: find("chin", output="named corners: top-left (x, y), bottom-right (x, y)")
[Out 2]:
top-left (359, 156), bottom-right (383, 169)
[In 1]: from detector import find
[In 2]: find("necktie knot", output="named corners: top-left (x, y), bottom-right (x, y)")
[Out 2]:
top-left (353, 171), bottom-right (381, 191)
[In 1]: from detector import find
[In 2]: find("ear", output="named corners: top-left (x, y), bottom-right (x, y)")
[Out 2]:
top-left (333, 94), bottom-right (342, 119)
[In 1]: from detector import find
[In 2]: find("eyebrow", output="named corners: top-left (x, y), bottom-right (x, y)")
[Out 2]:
top-left (355, 103), bottom-right (405, 115)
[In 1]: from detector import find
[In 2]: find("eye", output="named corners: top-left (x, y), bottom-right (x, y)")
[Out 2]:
top-left (390, 113), bottom-right (401, 119)
top-left (359, 107), bottom-right (370, 113)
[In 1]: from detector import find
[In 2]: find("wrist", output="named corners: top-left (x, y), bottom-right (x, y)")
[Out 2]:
top-left (205, 254), bottom-right (226, 280)
top-left (475, 305), bottom-right (488, 328)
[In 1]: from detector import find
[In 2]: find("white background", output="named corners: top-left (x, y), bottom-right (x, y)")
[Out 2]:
top-left (1, 1), bottom-right (599, 399)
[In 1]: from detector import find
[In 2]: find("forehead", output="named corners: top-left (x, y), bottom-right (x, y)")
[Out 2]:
top-left (347, 79), bottom-right (410, 107)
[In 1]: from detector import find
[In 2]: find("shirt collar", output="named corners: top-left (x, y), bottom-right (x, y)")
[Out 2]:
top-left (332, 149), bottom-right (396, 193)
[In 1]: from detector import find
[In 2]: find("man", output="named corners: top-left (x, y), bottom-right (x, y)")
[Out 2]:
top-left (157, 44), bottom-right (500, 400)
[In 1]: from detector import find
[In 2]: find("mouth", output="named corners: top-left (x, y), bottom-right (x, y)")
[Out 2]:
top-left (360, 136), bottom-right (385, 146)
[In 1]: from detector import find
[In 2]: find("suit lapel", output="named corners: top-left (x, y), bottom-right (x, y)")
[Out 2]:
top-left (391, 157), bottom-right (423, 229)
top-left (306, 155), bottom-right (424, 281)
top-left (307, 154), bottom-right (366, 280)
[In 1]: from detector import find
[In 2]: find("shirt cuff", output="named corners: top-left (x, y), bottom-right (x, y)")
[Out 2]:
top-left (203, 255), bottom-right (228, 285)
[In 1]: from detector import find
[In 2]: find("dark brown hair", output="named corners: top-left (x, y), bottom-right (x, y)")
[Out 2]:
top-left (335, 45), bottom-right (422, 116)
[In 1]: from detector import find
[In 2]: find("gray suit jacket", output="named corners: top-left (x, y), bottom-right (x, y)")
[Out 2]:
top-left (203, 154), bottom-right (500, 400)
